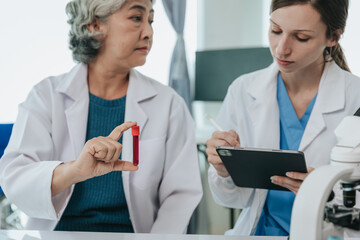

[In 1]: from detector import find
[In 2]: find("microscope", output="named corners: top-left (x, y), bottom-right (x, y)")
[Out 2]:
top-left (290, 111), bottom-right (360, 240)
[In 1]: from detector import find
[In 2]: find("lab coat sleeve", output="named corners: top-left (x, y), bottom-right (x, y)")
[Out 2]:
top-left (0, 85), bottom-right (71, 220)
top-left (208, 166), bottom-right (254, 208)
top-left (150, 96), bottom-right (203, 233)
top-left (207, 79), bottom-right (254, 209)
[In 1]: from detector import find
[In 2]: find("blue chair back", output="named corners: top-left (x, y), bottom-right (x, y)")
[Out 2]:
top-left (0, 124), bottom-right (13, 195)
top-left (0, 124), bottom-right (13, 157)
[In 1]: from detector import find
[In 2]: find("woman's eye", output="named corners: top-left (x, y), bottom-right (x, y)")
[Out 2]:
top-left (131, 16), bottom-right (142, 22)
top-left (271, 30), bottom-right (282, 35)
top-left (296, 36), bottom-right (310, 42)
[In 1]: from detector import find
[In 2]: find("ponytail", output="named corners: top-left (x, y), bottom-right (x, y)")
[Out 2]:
top-left (325, 43), bottom-right (350, 72)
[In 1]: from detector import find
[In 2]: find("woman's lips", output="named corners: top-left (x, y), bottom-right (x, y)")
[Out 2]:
top-left (277, 58), bottom-right (294, 66)
top-left (135, 47), bottom-right (148, 53)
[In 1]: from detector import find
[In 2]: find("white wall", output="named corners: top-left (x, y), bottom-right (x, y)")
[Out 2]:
top-left (0, 1), bottom-right (196, 123)
top-left (197, 0), bottom-right (265, 50)
top-left (0, 0), bottom-right (73, 123)
top-left (342, 0), bottom-right (360, 75)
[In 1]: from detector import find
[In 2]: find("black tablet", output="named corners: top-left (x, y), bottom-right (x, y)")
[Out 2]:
top-left (216, 146), bottom-right (307, 191)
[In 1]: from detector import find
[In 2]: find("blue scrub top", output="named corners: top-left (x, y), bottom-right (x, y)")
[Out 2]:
top-left (255, 73), bottom-right (317, 236)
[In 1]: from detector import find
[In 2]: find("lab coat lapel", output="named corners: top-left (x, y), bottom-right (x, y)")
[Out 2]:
top-left (122, 69), bottom-right (157, 163)
top-left (299, 62), bottom-right (345, 151)
top-left (121, 69), bottom-right (157, 228)
top-left (57, 64), bottom-right (89, 160)
top-left (248, 63), bottom-right (280, 149)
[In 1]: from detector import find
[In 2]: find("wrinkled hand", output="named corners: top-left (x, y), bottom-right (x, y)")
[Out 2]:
top-left (74, 121), bottom-right (139, 182)
top-left (206, 130), bottom-right (240, 177)
top-left (271, 167), bottom-right (315, 194)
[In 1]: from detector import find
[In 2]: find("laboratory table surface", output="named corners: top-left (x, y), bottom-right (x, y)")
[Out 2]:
top-left (0, 230), bottom-right (288, 240)
top-left (1, 230), bottom-right (360, 240)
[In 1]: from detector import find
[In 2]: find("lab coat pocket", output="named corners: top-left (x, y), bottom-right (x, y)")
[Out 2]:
top-left (131, 136), bottom-right (166, 190)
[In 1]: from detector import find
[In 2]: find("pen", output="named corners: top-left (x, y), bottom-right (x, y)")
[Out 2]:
top-left (132, 125), bottom-right (139, 166)
top-left (205, 114), bottom-right (224, 131)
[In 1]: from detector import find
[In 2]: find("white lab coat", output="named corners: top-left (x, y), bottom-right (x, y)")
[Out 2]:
top-left (0, 64), bottom-right (203, 233)
top-left (208, 61), bottom-right (360, 235)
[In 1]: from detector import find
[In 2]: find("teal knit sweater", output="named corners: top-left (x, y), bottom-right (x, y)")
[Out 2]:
top-left (55, 93), bottom-right (133, 232)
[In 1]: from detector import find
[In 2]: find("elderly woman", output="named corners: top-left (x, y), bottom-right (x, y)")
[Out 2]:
top-left (0, 0), bottom-right (202, 233)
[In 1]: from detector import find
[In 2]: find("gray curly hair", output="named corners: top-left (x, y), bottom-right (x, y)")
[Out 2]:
top-left (65, 0), bottom-right (153, 63)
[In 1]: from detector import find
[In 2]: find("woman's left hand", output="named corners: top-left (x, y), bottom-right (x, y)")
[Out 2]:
top-left (271, 167), bottom-right (315, 194)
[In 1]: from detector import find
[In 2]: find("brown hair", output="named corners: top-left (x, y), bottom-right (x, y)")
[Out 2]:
top-left (271, 0), bottom-right (350, 72)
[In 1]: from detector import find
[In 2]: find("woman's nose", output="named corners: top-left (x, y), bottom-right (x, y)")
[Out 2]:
top-left (141, 22), bottom-right (153, 40)
top-left (276, 36), bottom-right (292, 57)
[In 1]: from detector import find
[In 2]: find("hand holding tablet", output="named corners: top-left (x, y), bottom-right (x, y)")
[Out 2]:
top-left (216, 146), bottom-right (307, 191)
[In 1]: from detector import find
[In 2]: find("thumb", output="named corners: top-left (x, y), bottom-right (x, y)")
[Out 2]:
top-left (108, 121), bottom-right (137, 141)
top-left (113, 160), bottom-right (139, 171)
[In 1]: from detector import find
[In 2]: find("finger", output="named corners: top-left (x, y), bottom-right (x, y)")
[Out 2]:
top-left (218, 131), bottom-right (240, 147)
top-left (99, 139), bottom-right (117, 162)
top-left (209, 132), bottom-right (238, 147)
top-left (272, 177), bottom-right (299, 193)
top-left (206, 139), bottom-right (229, 152)
top-left (207, 154), bottom-right (223, 166)
top-left (113, 160), bottom-right (139, 171)
top-left (205, 146), bottom-right (218, 156)
top-left (281, 184), bottom-right (299, 194)
top-left (228, 130), bottom-right (240, 146)
top-left (307, 167), bottom-right (315, 173)
top-left (89, 141), bottom-right (108, 160)
top-left (281, 183), bottom-right (299, 194)
top-left (285, 171), bottom-right (309, 181)
top-left (111, 141), bottom-right (123, 161)
top-left (271, 176), bottom-right (302, 189)
top-left (108, 121), bottom-right (137, 141)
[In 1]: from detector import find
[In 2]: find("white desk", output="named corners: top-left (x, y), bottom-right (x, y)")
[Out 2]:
top-left (0, 230), bottom-right (287, 240)
top-left (2, 230), bottom-right (360, 240)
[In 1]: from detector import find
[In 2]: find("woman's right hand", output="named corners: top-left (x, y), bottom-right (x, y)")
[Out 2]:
top-left (51, 121), bottom-right (138, 196)
top-left (73, 121), bottom-right (138, 181)
top-left (206, 130), bottom-right (240, 177)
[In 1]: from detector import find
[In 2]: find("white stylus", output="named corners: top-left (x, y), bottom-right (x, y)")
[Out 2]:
top-left (205, 114), bottom-right (224, 131)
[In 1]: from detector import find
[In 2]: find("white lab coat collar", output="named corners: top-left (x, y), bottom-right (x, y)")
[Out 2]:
top-left (245, 61), bottom-right (346, 151)
top-left (299, 61), bottom-right (345, 150)
top-left (122, 68), bottom-right (158, 161)
top-left (56, 64), bottom-right (88, 101)
top-left (246, 63), bottom-right (280, 149)
top-left (55, 64), bottom-right (157, 104)
top-left (55, 64), bottom-right (89, 159)
top-left (247, 62), bottom-right (279, 100)
top-left (316, 61), bottom-right (346, 113)
top-left (124, 68), bottom-right (158, 134)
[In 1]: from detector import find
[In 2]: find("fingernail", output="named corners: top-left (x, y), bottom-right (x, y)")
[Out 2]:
top-left (270, 176), bottom-right (274, 182)
top-left (286, 172), bottom-right (292, 177)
